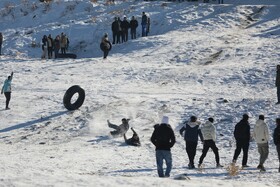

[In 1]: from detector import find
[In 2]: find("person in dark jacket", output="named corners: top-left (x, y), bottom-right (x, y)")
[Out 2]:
top-left (53, 35), bottom-right (60, 59)
top-left (121, 16), bottom-right (130, 42)
top-left (130, 16), bottom-right (138, 39)
top-left (180, 115), bottom-right (203, 169)
top-left (232, 114), bottom-right (251, 167)
top-left (141, 12), bottom-right (148, 37)
top-left (1, 72), bottom-right (13, 110)
top-left (100, 33), bottom-right (112, 59)
top-left (0, 32), bottom-right (3, 55)
top-left (111, 17), bottom-right (121, 44)
top-left (275, 65), bottom-right (280, 104)
top-left (124, 127), bottom-right (140, 146)
top-left (273, 118), bottom-right (280, 172)
top-left (41, 35), bottom-right (48, 59)
top-left (151, 116), bottom-right (176, 178)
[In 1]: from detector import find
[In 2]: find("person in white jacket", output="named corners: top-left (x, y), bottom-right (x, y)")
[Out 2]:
top-left (198, 118), bottom-right (223, 168)
top-left (253, 115), bottom-right (270, 171)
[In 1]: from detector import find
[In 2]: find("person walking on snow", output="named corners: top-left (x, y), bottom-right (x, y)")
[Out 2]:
top-left (124, 127), bottom-right (141, 146)
top-left (151, 116), bottom-right (176, 178)
top-left (273, 118), bottom-right (280, 172)
top-left (179, 116), bottom-right (203, 169)
top-left (232, 114), bottom-right (251, 168)
top-left (275, 65), bottom-right (280, 104)
top-left (1, 72), bottom-right (13, 110)
top-left (107, 118), bottom-right (130, 137)
top-left (198, 118), bottom-right (223, 168)
top-left (253, 115), bottom-right (270, 172)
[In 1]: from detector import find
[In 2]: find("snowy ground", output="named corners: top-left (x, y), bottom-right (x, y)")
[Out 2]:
top-left (0, 0), bottom-right (280, 186)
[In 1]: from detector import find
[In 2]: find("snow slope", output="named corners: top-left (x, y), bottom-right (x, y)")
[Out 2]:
top-left (0, 0), bottom-right (280, 186)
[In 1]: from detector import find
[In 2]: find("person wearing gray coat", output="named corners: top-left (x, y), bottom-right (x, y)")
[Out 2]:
top-left (253, 115), bottom-right (270, 171)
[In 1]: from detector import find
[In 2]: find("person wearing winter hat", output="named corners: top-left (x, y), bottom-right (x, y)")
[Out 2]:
top-left (273, 118), bottom-right (280, 172)
top-left (232, 114), bottom-right (251, 168)
top-left (253, 115), bottom-right (270, 171)
top-left (198, 118), bottom-right (223, 168)
top-left (179, 116), bottom-right (203, 169)
top-left (151, 116), bottom-right (176, 177)
top-left (100, 33), bottom-right (112, 59)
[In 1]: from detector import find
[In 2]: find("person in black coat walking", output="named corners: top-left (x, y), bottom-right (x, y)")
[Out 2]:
top-left (130, 16), bottom-right (138, 39)
top-left (151, 116), bottom-right (176, 178)
top-left (232, 114), bottom-right (251, 167)
top-left (179, 116), bottom-right (203, 169)
top-left (273, 118), bottom-right (280, 172)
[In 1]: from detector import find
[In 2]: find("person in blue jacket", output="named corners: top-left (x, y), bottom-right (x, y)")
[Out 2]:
top-left (1, 72), bottom-right (13, 110)
top-left (180, 115), bottom-right (203, 169)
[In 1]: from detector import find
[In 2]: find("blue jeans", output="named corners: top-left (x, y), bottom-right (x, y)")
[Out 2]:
top-left (156, 150), bottom-right (172, 177)
top-left (142, 25), bottom-right (147, 37)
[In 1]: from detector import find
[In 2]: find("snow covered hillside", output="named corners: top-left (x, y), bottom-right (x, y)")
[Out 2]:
top-left (0, 0), bottom-right (280, 186)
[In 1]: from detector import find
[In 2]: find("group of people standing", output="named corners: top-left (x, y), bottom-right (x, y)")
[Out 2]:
top-left (100, 12), bottom-right (151, 59)
top-left (41, 33), bottom-right (69, 59)
top-left (151, 114), bottom-right (280, 178)
top-left (111, 12), bottom-right (150, 44)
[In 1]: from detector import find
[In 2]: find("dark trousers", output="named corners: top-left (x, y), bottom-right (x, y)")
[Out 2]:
top-left (47, 47), bottom-right (53, 59)
top-left (0, 43), bottom-right (2, 55)
top-left (233, 141), bottom-right (249, 165)
top-left (122, 30), bottom-right (128, 42)
top-left (61, 47), bottom-right (66, 54)
top-left (103, 50), bottom-right (109, 59)
top-left (131, 29), bottom-right (136, 39)
top-left (4, 92), bottom-right (11, 109)
top-left (199, 140), bottom-right (220, 164)
top-left (277, 86), bottom-right (280, 103)
top-left (277, 144), bottom-right (280, 164)
top-left (185, 140), bottom-right (198, 165)
top-left (112, 32), bottom-right (117, 44)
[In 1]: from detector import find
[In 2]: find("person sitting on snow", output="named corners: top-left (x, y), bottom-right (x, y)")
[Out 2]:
top-left (124, 127), bottom-right (141, 146)
top-left (107, 118), bottom-right (130, 137)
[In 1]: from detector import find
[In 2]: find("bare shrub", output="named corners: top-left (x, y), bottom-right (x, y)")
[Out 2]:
top-left (226, 163), bottom-right (240, 176)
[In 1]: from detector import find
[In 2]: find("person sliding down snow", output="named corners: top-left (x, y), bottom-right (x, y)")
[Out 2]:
top-left (107, 118), bottom-right (130, 137)
top-left (124, 127), bottom-right (141, 146)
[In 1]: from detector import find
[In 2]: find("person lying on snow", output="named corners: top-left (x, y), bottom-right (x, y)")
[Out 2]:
top-left (124, 127), bottom-right (141, 146)
top-left (107, 118), bottom-right (130, 137)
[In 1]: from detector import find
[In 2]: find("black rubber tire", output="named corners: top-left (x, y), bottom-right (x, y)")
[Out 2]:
top-left (63, 85), bottom-right (85, 110)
